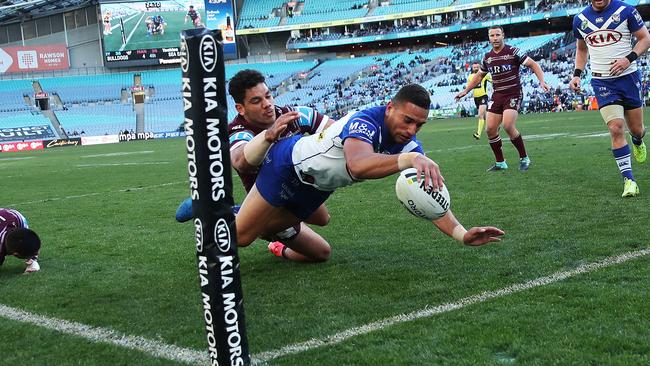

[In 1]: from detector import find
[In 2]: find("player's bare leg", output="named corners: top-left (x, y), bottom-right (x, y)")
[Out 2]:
top-left (625, 107), bottom-right (647, 163)
top-left (236, 184), bottom-right (301, 247)
top-left (270, 224), bottom-right (331, 262)
top-left (486, 112), bottom-right (507, 171)
top-left (304, 204), bottom-right (330, 226)
top-left (502, 109), bottom-right (530, 171)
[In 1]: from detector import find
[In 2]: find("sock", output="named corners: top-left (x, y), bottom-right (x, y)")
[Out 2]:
top-left (613, 145), bottom-right (634, 181)
top-left (488, 135), bottom-right (505, 162)
top-left (510, 134), bottom-right (528, 159)
top-left (477, 118), bottom-right (485, 136)
top-left (631, 129), bottom-right (646, 146)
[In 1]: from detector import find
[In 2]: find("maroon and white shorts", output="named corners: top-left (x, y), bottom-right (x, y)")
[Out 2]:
top-left (488, 91), bottom-right (523, 114)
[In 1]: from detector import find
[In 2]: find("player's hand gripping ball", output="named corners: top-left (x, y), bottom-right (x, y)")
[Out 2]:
top-left (396, 168), bottom-right (450, 220)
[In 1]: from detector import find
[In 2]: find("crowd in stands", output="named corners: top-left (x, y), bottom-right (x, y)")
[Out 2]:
top-left (288, 1), bottom-right (590, 44)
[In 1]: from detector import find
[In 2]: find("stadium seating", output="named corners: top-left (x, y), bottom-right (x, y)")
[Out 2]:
top-left (0, 110), bottom-right (60, 140)
top-left (55, 104), bottom-right (136, 136)
top-left (0, 79), bottom-right (34, 112)
top-left (39, 73), bottom-right (132, 104)
top-left (373, 0), bottom-right (454, 17)
top-left (237, 0), bottom-right (284, 29)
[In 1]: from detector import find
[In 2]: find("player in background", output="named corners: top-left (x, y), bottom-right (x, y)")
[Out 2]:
top-left (234, 84), bottom-right (504, 250)
top-left (466, 62), bottom-right (491, 140)
top-left (102, 11), bottom-right (112, 36)
top-left (184, 5), bottom-right (203, 28)
top-left (455, 26), bottom-right (550, 172)
top-left (0, 208), bottom-right (41, 273)
top-left (153, 15), bottom-right (166, 35)
top-left (176, 69), bottom-right (333, 262)
top-left (570, 0), bottom-right (649, 197)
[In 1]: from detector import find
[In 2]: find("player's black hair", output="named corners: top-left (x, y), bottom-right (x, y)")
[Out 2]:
top-left (392, 84), bottom-right (430, 110)
top-left (5, 228), bottom-right (41, 259)
top-left (488, 25), bottom-right (504, 33)
top-left (189, 5), bottom-right (194, 8)
top-left (228, 69), bottom-right (267, 104)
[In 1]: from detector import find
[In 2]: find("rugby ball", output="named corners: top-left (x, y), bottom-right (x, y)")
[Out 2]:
top-left (395, 168), bottom-right (450, 220)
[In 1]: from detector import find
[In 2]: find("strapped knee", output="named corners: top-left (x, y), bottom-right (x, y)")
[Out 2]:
top-left (267, 224), bottom-right (302, 242)
top-left (600, 104), bottom-right (625, 123)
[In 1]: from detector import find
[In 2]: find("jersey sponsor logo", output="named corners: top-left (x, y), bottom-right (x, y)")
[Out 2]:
top-left (581, 20), bottom-right (589, 30)
top-left (489, 64), bottom-right (513, 74)
top-left (510, 98), bottom-right (518, 108)
top-left (348, 121), bottom-right (376, 140)
top-left (585, 30), bottom-right (622, 47)
top-left (595, 17), bottom-right (604, 23)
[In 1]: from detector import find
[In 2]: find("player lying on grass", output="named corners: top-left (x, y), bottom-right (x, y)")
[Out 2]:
top-left (234, 84), bottom-right (504, 250)
top-left (0, 208), bottom-right (41, 273)
top-left (176, 69), bottom-right (333, 262)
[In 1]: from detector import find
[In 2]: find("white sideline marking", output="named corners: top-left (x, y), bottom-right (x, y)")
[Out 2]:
top-left (1, 249), bottom-right (647, 365)
top-left (9, 181), bottom-right (184, 207)
top-left (110, 12), bottom-right (140, 32)
top-left (82, 151), bottom-right (154, 158)
top-left (120, 12), bottom-right (146, 51)
top-left (0, 156), bottom-right (34, 161)
top-left (0, 304), bottom-right (209, 365)
top-left (572, 132), bottom-right (610, 139)
top-left (76, 162), bottom-right (171, 167)
top-left (251, 248), bottom-right (650, 364)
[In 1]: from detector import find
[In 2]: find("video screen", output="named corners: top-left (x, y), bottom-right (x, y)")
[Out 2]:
top-left (100, 0), bottom-right (206, 67)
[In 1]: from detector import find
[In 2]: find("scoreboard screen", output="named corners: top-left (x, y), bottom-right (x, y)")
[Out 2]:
top-left (99, 0), bottom-right (207, 67)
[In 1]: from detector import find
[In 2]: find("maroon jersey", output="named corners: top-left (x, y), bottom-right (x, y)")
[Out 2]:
top-left (480, 44), bottom-right (529, 94)
top-left (0, 208), bottom-right (29, 265)
top-left (228, 105), bottom-right (329, 192)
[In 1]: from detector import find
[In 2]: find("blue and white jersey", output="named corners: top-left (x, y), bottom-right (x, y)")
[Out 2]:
top-left (573, 0), bottom-right (645, 79)
top-left (291, 106), bottom-right (424, 191)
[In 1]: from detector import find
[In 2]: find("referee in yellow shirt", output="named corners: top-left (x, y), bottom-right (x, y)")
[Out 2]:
top-left (467, 62), bottom-right (492, 139)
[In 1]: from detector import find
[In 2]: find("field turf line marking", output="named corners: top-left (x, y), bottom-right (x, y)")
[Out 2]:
top-left (76, 162), bottom-right (171, 167)
top-left (82, 151), bottom-right (154, 158)
top-left (120, 12), bottom-right (145, 51)
top-left (9, 181), bottom-right (185, 207)
top-left (110, 12), bottom-right (140, 32)
top-left (1, 249), bottom-right (645, 365)
top-left (0, 304), bottom-right (208, 365)
top-left (251, 248), bottom-right (650, 365)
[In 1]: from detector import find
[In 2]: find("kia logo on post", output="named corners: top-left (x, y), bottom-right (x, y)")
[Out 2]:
top-left (200, 34), bottom-right (217, 73)
top-left (214, 218), bottom-right (231, 253)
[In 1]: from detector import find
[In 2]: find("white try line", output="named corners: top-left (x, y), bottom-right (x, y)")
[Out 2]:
top-left (2, 249), bottom-right (648, 365)
top-left (0, 304), bottom-right (208, 365)
top-left (251, 248), bottom-right (650, 364)
top-left (8, 181), bottom-right (185, 207)
top-left (120, 12), bottom-right (146, 51)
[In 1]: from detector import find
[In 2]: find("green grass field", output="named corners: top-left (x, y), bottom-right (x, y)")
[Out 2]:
top-left (1, 111), bottom-right (649, 365)
top-left (104, 11), bottom-right (192, 52)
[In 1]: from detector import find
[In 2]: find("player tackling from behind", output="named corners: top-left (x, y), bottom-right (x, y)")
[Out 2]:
top-left (456, 26), bottom-right (550, 172)
top-left (176, 69), bottom-right (333, 262)
top-left (570, 0), bottom-right (649, 197)
top-left (0, 208), bottom-right (41, 273)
